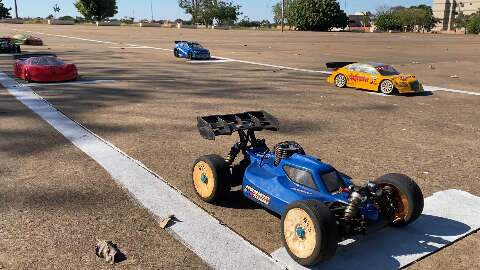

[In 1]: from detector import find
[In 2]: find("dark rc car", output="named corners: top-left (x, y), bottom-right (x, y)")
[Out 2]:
top-left (192, 111), bottom-right (424, 266)
top-left (173, 41), bottom-right (211, 60)
top-left (0, 38), bottom-right (21, 54)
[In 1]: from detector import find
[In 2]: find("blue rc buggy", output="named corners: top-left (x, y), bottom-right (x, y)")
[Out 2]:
top-left (173, 41), bottom-right (211, 60)
top-left (192, 111), bottom-right (424, 266)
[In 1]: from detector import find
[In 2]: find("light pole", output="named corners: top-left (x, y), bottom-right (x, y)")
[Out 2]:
top-left (150, 0), bottom-right (154, 22)
top-left (281, 0), bottom-right (285, 32)
top-left (14, 0), bottom-right (18, 19)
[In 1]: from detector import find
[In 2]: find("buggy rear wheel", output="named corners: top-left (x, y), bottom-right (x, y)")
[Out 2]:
top-left (192, 155), bottom-right (230, 203)
top-left (374, 173), bottom-right (424, 226)
top-left (281, 200), bottom-right (338, 266)
top-left (334, 74), bottom-right (347, 88)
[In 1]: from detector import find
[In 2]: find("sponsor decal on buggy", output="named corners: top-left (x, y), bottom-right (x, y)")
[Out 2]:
top-left (245, 185), bottom-right (271, 205)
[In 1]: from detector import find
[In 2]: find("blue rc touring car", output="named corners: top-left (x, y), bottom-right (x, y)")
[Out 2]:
top-left (192, 111), bottom-right (424, 266)
top-left (173, 40), bottom-right (211, 60)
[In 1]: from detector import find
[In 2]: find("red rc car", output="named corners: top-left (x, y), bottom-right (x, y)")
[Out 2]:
top-left (14, 55), bottom-right (78, 82)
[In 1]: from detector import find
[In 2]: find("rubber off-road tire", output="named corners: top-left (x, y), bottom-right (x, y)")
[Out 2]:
top-left (374, 173), bottom-right (424, 226)
top-left (192, 154), bottom-right (231, 203)
top-left (379, 79), bottom-right (396, 95)
top-left (173, 48), bottom-right (179, 57)
top-left (334, 74), bottom-right (347, 88)
top-left (281, 200), bottom-right (338, 266)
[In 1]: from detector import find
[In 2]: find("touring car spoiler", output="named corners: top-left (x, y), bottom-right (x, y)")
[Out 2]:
top-left (14, 53), bottom-right (57, 60)
top-left (197, 111), bottom-right (279, 140)
top-left (326, 62), bottom-right (356, 70)
top-left (175, 40), bottom-right (190, 44)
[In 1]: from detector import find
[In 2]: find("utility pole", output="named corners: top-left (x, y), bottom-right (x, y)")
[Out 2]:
top-left (14, 0), bottom-right (18, 19)
top-left (281, 0), bottom-right (285, 32)
top-left (150, 0), bottom-right (154, 22)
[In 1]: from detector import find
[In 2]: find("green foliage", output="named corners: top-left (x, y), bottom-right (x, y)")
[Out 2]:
top-left (0, 0), bottom-right (11, 19)
top-left (375, 12), bottom-right (402, 31)
top-left (286, 0), bottom-right (348, 31)
top-left (58, 16), bottom-right (75, 21)
top-left (74, 0), bottom-right (118, 21)
top-left (238, 16), bottom-right (271, 28)
top-left (375, 5), bottom-right (438, 32)
top-left (178, 0), bottom-right (241, 26)
top-left (465, 14), bottom-right (480, 34)
top-left (272, 1), bottom-right (291, 25)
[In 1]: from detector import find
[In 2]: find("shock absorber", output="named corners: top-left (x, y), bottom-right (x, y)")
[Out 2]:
top-left (344, 190), bottom-right (363, 220)
top-left (225, 142), bottom-right (242, 165)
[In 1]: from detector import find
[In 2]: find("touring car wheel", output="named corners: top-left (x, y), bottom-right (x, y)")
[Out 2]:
top-left (334, 74), bottom-right (347, 88)
top-left (281, 200), bottom-right (338, 266)
top-left (374, 173), bottom-right (424, 226)
top-left (173, 49), bottom-right (179, 57)
top-left (379, 80), bottom-right (396, 95)
top-left (192, 155), bottom-right (231, 203)
top-left (188, 52), bottom-right (193, 60)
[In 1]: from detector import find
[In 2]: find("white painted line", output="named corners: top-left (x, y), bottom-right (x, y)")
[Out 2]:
top-left (109, 46), bottom-right (152, 49)
top-left (424, 85), bottom-right (480, 96)
top-left (0, 71), bottom-right (283, 270)
top-left (21, 80), bottom-right (116, 87)
top-left (187, 59), bottom-right (234, 64)
top-left (272, 189), bottom-right (480, 270)
top-left (11, 29), bottom-right (479, 97)
top-left (213, 56), bottom-right (331, 74)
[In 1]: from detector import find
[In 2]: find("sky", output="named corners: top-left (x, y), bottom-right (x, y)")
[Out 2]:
top-left (3, 0), bottom-right (433, 21)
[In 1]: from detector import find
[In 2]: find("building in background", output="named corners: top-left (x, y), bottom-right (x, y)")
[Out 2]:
top-left (433, 0), bottom-right (480, 31)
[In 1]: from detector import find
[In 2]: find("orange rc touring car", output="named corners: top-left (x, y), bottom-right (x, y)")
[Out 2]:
top-left (326, 62), bottom-right (424, 95)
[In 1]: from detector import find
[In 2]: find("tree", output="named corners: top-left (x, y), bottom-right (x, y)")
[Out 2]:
top-left (273, 1), bottom-right (292, 26)
top-left (286, 0), bottom-right (348, 31)
top-left (178, 0), bottom-right (202, 23)
top-left (465, 14), bottom-right (480, 34)
top-left (0, 0), bottom-right (11, 19)
top-left (375, 5), bottom-right (438, 32)
top-left (375, 12), bottom-right (402, 32)
top-left (58, 15), bottom-right (75, 21)
top-left (178, 0), bottom-right (240, 26)
top-left (74, 0), bottom-right (118, 21)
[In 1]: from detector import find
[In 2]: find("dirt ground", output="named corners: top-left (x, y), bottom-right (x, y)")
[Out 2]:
top-left (1, 24), bottom-right (479, 269)
top-left (0, 74), bottom-right (208, 268)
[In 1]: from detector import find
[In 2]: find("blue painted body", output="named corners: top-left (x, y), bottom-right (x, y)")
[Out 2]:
top-left (242, 147), bottom-right (380, 221)
top-left (174, 41), bottom-right (211, 60)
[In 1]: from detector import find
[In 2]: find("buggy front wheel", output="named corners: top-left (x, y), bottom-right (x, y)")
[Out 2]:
top-left (281, 200), bottom-right (338, 266)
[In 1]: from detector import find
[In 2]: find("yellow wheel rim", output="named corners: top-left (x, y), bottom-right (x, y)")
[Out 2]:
top-left (283, 208), bottom-right (317, 259)
top-left (193, 161), bottom-right (215, 199)
top-left (394, 188), bottom-right (410, 222)
top-left (383, 185), bottom-right (411, 223)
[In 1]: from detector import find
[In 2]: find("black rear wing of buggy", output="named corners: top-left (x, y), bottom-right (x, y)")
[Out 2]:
top-left (326, 62), bottom-right (356, 70)
top-left (14, 53), bottom-right (57, 60)
top-left (197, 111), bottom-right (279, 140)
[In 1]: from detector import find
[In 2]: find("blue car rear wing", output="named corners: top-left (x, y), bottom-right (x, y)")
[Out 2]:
top-left (197, 111), bottom-right (279, 140)
top-left (174, 40), bottom-right (190, 44)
